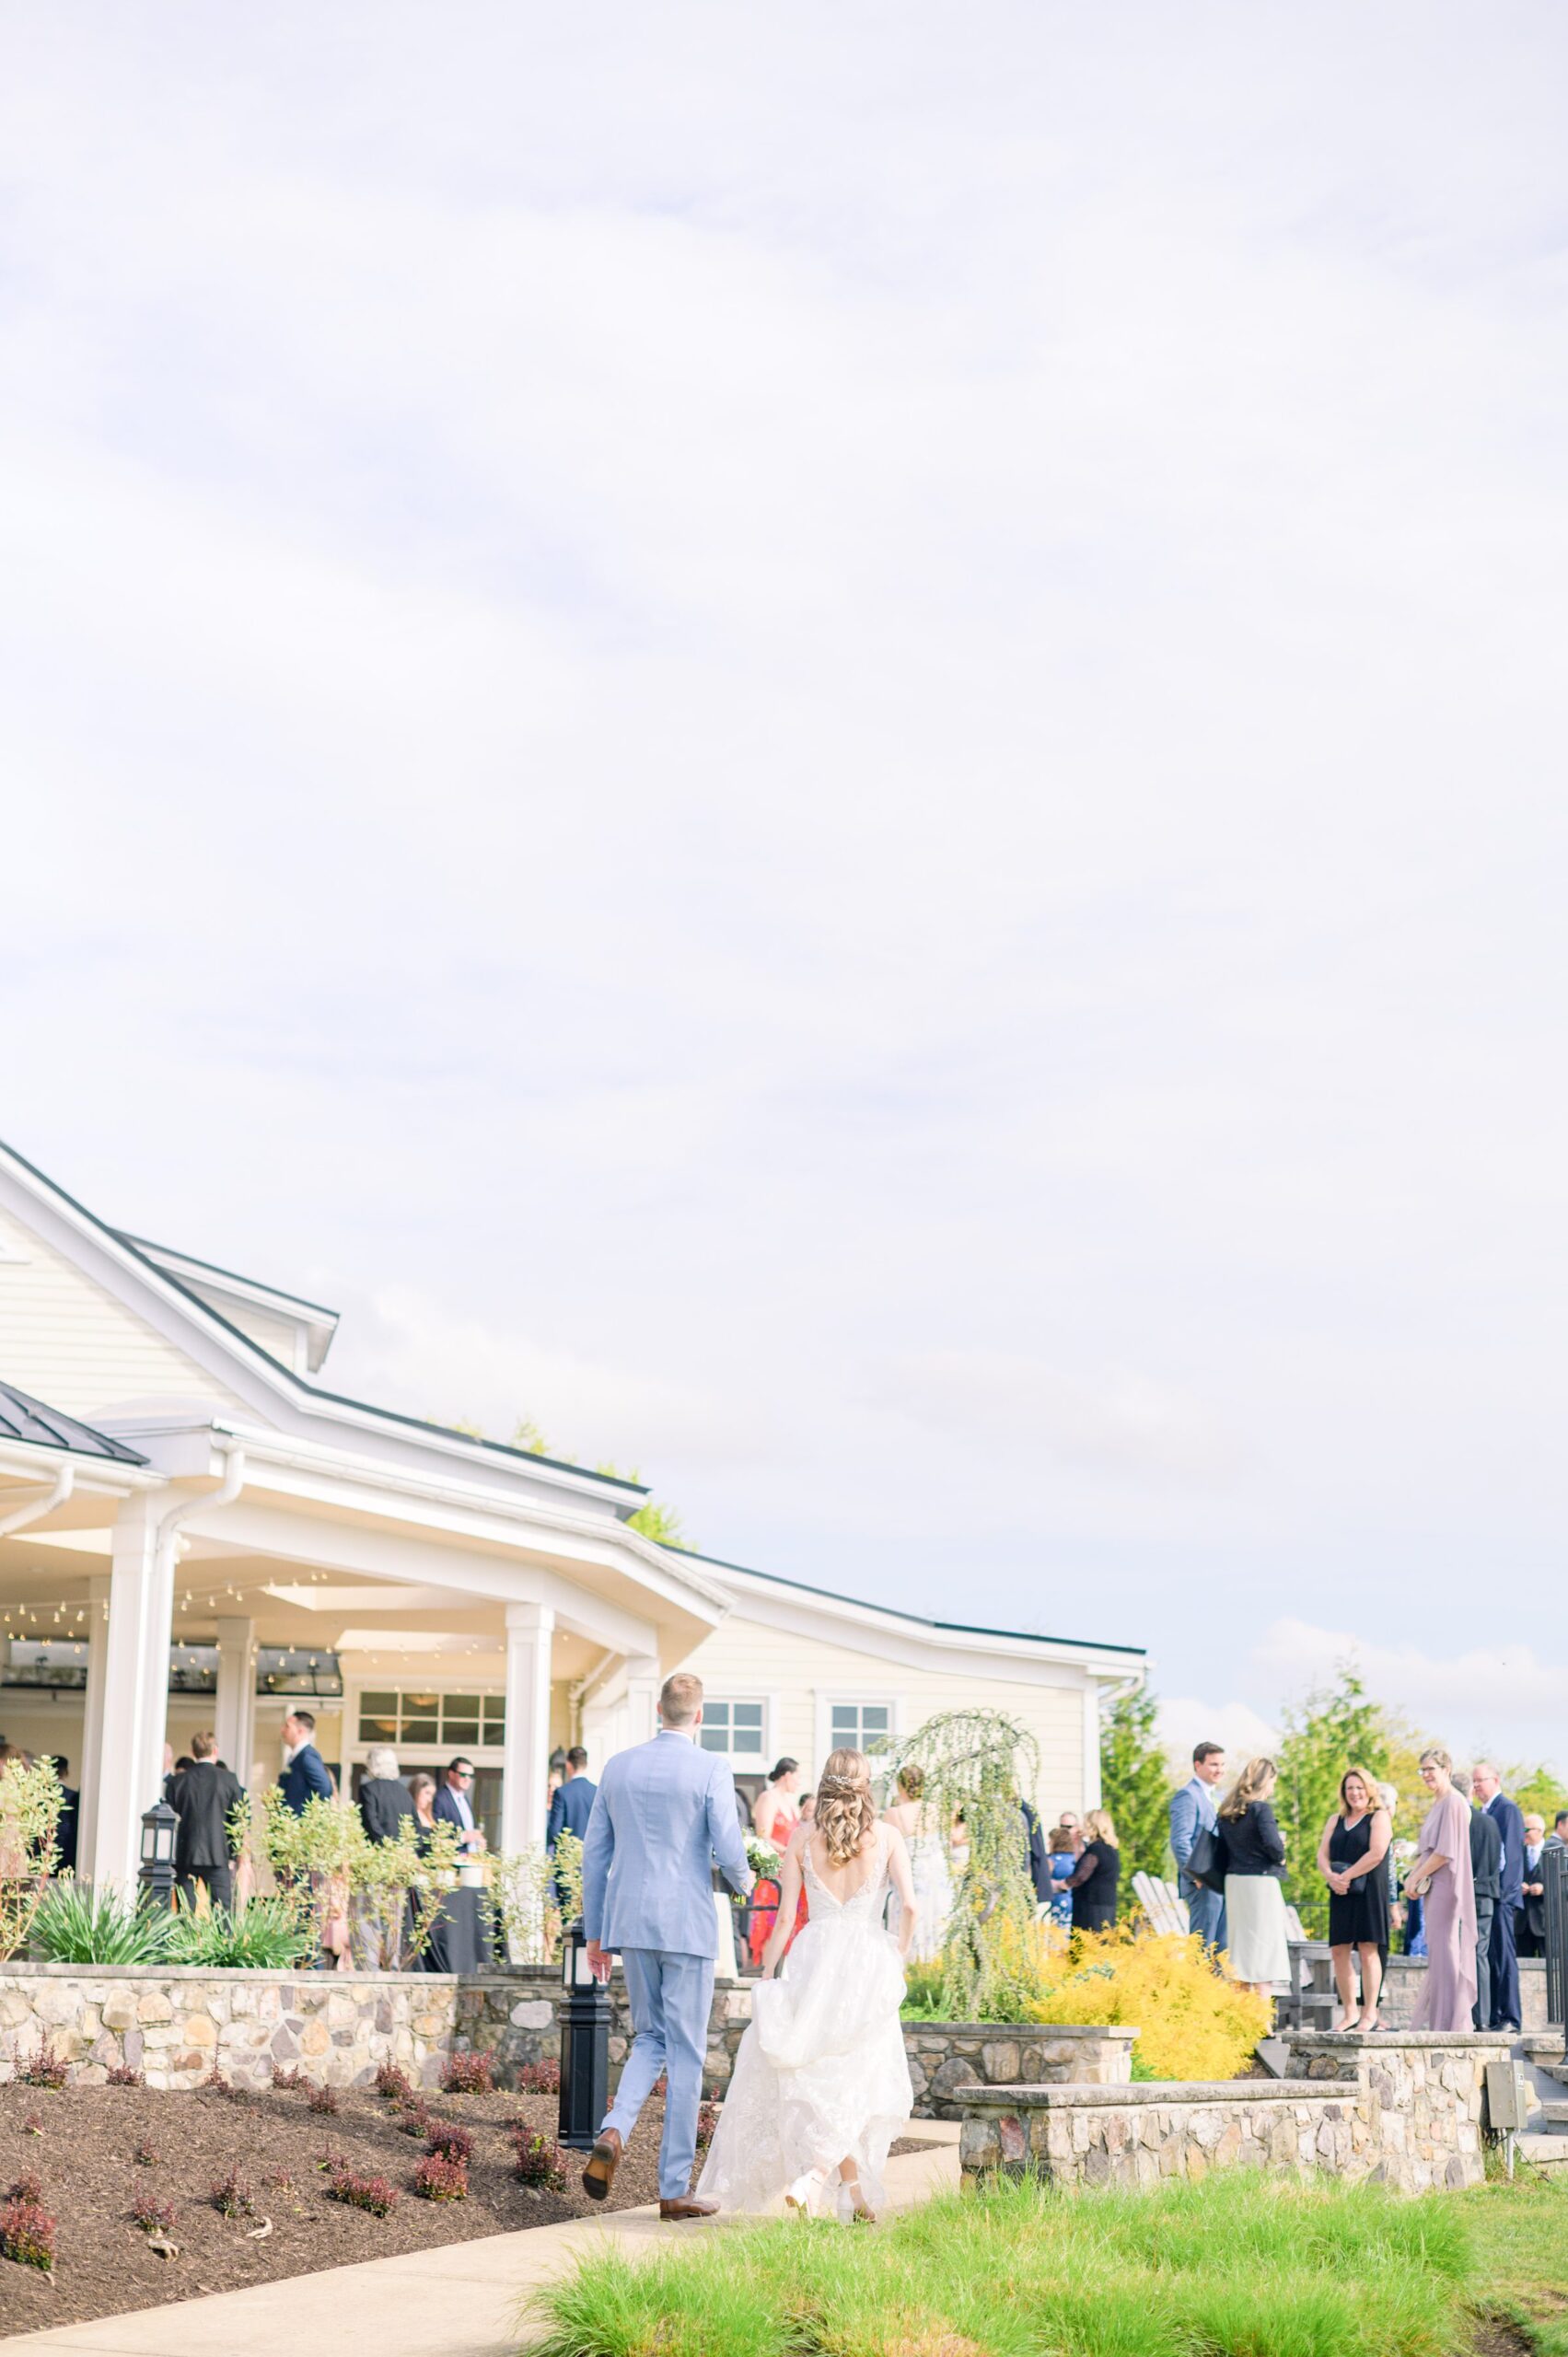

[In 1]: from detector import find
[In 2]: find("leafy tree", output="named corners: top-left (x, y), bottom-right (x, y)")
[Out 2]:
top-left (1098, 1682), bottom-right (1172, 1917)
top-left (890, 1708), bottom-right (1042, 2022)
top-left (1504, 1761), bottom-right (1568, 1823)
top-left (441, 1413), bottom-right (691, 1547)
top-left (1273, 1665), bottom-right (1389, 1938)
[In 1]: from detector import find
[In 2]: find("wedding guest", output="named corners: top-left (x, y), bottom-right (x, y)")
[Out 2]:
top-left (1451, 1769), bottom-right (1501, 2029)
top-left (1067, 1808), bottom-right (1121, 1933)
top-left (798, 1794), bottom-right (817, 1824)
top-left (277, 1711), bottom-right (331, 1814)
top-left (52, 1756), bottom-right (79, 1876)
top-left (434, 1757), bottom-right (486, 1854)
top-left (169, 1728), bottom-right (244, 1909)
top-left (1407, 1747), bottom-right (1478, 2031)
top-left (1317, 1766), bottom-right (1391, 2030)
top-left (882, 1764), bottom-right (954, 1961)
top-left (1170, 1742), bottom-right (1227, 1953)
top-left (752, 1759), bottom-right (801, 1844)
top-left (1516, 1816), bottom-right (1548, 1959)
top-left (358, 1746), bottom-right (416, 1843)
top-left (1472, 1761), bottom-right (1526, 2032)
top-left (1020, 1795), bottom-right (1051, 1911)
top-left (409, 1771), bottom-right (438, 1840)
top-left (1045, 1822), bottom-right (1078, 1928)
top-left (1215, 1758), bottom-right (1289, 1998)
top-left (1550, 1809), bottom-right (1568, 1853)
top-left (547, 1746), bottom-right (598, 1907)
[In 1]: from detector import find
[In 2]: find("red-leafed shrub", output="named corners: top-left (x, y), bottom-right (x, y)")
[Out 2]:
top-left (328, 2167), bottom-right (398, 2216)
top-left (439, 2049), bottom-right (494, 2094)
top-left (22, 2113), bottom-right (44, 2136)
top-left (203, 2066), bottom-right (248, 2099)
top-left (413, 2152), bottom-right (469, 2201)
top-left (107, 2063), bottom-right (145, 2087)
top-left (6, 2173), bottom-right (43, 2207)
top-left (272, 2064), bottom-right (305, 2091)
top-left (313, 2147), bottom-right (348, 2174)
top-left (133, 2139), bottom-right (160, 2167)
top-left (211, 2169), bottom-right (254, 2218)
top-left (375, 2061), bottom-right (413, 2102)
top-left (131, 2191), bottom-right (176, 2235)
top-left (308, 2084), bottom-right (341, 2115)
top-left (424, 2121), bottom-right (472, 2165)
top-left (16, 2040), bottom-right (67, 2090)
top-left (516, 2056), bottom-right (561, 2093)
top-left (513, 2127), bottom-right (567, 2191)
top-left (0, 2199), bottom-right (56, 2272)
top-left (695, 2100), bottom-right (720, 2153)
top-left (398, 2104), bottom-right (434, 2140)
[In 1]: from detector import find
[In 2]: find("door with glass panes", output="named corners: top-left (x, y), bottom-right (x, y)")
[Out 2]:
top-left (353, 1686), bottom-right (507, 1852)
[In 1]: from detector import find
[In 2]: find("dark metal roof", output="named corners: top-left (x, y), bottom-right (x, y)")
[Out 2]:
top-left (670, 1545), bottom-right (1146, 1657)
top-left (0, 1382), bottom-right (148, 1465)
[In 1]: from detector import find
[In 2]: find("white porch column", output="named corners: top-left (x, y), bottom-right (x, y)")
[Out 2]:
top-left (74, 1573), bottom-right (110, 1878)
top-left (502, 1602), bottom-right (554, 1856)
top-left (85, 1496), bottom-right (175, 1889)
top-left (624, 1653), bottom-right (662, 1748)
top-left (215, 1617), bottom-right (256, 1783)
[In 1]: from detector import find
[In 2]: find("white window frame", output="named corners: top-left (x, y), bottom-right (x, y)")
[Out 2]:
top-left (344, 1675), bottom-right (508, 1772)
top-left (694, 1690), bottom-right (776, 1771)
top-left (813, 1689), bottom-right (901, 1772)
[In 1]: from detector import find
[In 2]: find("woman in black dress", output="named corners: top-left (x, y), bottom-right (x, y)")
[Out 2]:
top-left (1315, 1765), bottom-right (1392, 2031)
top-left (1068, 1808), bottom-right (1121, 1933)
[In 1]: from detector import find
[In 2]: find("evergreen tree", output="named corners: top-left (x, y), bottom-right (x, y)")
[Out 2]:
top-left (1099, 1682), bottom-right (1173, 1918)
top-left (1273, 1665), bottom-right (1389, 1938)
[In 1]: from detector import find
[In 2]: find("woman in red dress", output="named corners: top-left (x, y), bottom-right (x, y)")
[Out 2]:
top-left (747, 1757), bottom-right (802, 1968)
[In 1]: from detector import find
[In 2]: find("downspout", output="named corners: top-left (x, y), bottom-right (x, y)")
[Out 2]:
top-left (155, 1439), bottom-right (246, 1563)
top-left (0, 1459), bottom-right (75, 1538)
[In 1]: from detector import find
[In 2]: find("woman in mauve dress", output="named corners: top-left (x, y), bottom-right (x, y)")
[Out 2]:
top-left (1405, 1746), bottom-right (1477, 2032)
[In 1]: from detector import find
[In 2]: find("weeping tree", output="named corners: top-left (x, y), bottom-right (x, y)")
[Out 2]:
top-left (888, 1708), bottom-right (1040, 2023)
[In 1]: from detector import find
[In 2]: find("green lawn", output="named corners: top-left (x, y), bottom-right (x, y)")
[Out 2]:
top-left (523, 2171), bottom-right (1568, 2357)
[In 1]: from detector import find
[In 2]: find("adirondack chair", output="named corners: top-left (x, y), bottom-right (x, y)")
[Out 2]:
top-left (1132, 1871), bottom-right (1190, 1935)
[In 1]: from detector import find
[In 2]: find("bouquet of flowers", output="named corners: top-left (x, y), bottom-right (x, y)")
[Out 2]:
top-left (745, 1831), bottom-right (783, 1880)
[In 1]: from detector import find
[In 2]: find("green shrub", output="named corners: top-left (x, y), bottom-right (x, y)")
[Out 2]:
top-left (30, 1881), bottom-right (172, 1966)
top-left (1028, 1924), bottom-right (1271, 2081)
top-left (166, 1898), bottom-right (311, 1969)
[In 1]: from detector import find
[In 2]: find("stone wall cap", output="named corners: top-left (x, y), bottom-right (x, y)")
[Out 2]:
top-left (0, 1963), bottom-right (462, 1986)
top-left (1286, 2030), bottom-right (1516, 2049)
top-left (957, 2080), bottom-right (1331, 2108)
top-left (902, 2020), bottom-right (1137, 2038)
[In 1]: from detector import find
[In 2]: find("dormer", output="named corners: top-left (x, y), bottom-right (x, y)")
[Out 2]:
top-left (113, 1233), bottom-right (339, 1376)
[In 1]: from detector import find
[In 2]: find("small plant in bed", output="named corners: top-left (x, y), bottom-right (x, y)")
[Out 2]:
top-left (130, 2191), bottom-right (177, 2236)
top-left (413, 2153), bottom-right (469, 2202)
top-left (133, 2140), bottom-right (160, 2167)
top-left (515, 2056), bottom-right (561, 2093)
top-left (30, 1881), bottom-right (173, 1965)
top-left (271, 2064), bottom-right (305, 2091)
top-left (425, 2121), bottom-right (472, 2165)
top-left (211, 2169), bottom-right (255, 2219)
top-left (167, 1896), bottom-right (312, 1969)
top-left (107, 2063), bottom-right (145, 2088)
top-left (7, 2172), bottom-right (44, 2207)
top-left (327, 2167), bottom-right (398, 2217)
top-left (16, 2038), bottom-right (68, 2090)
top-left (439, 2049), bottom-right (494, 2095)
top-left (513, 2128), bottom-right (567, 2192)
top-left (307, 2084), bottom-right (341, 2115)
top-left (0, 2196), bottom-right (57, 2273)
top-left (375, 2061), bottom-right (413, 2102)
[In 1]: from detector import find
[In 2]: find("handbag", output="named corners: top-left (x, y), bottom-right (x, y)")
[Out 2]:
top-left (1186, 1822), bottom-right (1227, 1894)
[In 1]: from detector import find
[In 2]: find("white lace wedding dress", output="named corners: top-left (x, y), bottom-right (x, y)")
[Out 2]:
top-left (887, 1824), bottom-right (953, 1963)
top-left (697, 1823), bottom-right (912, 2219)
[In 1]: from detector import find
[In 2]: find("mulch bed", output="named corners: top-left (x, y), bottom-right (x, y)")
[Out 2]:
top-left (0, 2076), bottom-right (669, 2332)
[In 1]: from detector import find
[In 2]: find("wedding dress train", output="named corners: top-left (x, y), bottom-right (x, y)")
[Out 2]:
top-left (697, 1823), bottom-right (912, 2218)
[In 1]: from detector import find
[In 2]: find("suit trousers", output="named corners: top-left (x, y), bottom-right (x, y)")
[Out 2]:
top-left (606, 1947), bottom-right (714, 2201)
top-left (179, 1863), bottom-right (234, 1911)
top-left (1182, 1880), bottom-right (1227, 1954)
top-left (1472, 1896), bottom-right (1494, 2031)
top-left (1488, 1894), bottom-right (1521, 2027)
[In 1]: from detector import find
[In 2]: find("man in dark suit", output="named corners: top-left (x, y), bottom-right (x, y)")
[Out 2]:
top-left (1516, 1815), bottom-right (1549, 1959)
top-left (433, 1756), bottom-right (485, 1854)
top-left (52, 1757), bottom-right (80, 1876)
top-left (277, 1710), bottom-right (333, 1814)
top-left (547, 1746), bottom-right (598, 1905)
top-left (1454, 1768), bottom-right (1501, 2031)
top-left (1473, 1761), bottom-right (1527, 2031)
top-left (171, 1730), bottom-right (244, 1909)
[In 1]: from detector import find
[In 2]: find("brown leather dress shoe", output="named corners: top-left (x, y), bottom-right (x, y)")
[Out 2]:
top-left (658, 2196), bottom-right (718, 2221)
top-left (581, 2127), bottom-right (622, 2201)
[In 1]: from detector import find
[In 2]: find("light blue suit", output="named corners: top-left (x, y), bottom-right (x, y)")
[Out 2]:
top-left (582, 1729), bottom-right (753, 2200)
top-left (1169, 1774), bottom-right (1226, 1952)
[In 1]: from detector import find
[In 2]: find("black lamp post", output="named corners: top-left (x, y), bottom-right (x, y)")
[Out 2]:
top-left (138, 1800), bottom-right (179, 1910)
top-left (558, 1920), bottom-right (610, 2151)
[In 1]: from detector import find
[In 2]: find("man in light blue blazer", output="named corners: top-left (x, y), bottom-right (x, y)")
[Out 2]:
top-left (1169, 1740), bottom-right (1227, 1953)
top-left (581, 1671), bottom-right (753, 2219)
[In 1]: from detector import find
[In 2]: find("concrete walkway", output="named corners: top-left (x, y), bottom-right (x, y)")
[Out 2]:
top-left (3, 2127), bottom-right (960, 2357)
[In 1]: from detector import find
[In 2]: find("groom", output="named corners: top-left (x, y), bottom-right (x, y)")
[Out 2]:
top-left (579, 1671), bottom-right (754, 2220)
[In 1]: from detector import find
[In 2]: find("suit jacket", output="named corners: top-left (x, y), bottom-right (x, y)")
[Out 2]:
top-left (55, 1786), bottom-right (80, 1876)
top-left (1486, 1793), bottom-right (1527, 1908)
top-left (277, 1743), bottom-right (332, 1815)
top-left (1169, 1777), bottom-right (1218, 1897)
top-left (172, 1759), bottom-right (244, 1870)
top-left (433, 1783), bottom-right (483, 1847)
top-left (1469, 1805), bottom-right (1502, 1902)
top-left (359, 1777), bottom-right (416, 1845)
top-left (1518, 1845), bottom-right (1548, 1942)
top-left (581, 1731), bottom-right (752, 1957)
top-left (547, 1774), bottom-right (598, 1850)
top-left (1020, 1801), bottom-right (1050, 1902)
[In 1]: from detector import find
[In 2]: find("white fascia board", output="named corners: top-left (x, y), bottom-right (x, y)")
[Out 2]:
top-left (0, 1438), bottom-right (160, 1498)
top-left (119, 1237), bottom-right (340, 1369)
top-left (0, 1147), bottom-right (644, 1518)
top-left (700, 1562), bottom-right (1143, 1688)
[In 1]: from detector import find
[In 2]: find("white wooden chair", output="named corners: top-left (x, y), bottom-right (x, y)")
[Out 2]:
top-left (1132, 1872), bottom-right (1190, 1935)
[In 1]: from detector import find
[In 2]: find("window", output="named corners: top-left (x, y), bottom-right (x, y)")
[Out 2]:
top-left (356, 1689), bottom-right (505, 1748)
top-left (822, 1698), bottom-right (896, 1757)
top-left (698, 1699), bottom-right (766, 1759)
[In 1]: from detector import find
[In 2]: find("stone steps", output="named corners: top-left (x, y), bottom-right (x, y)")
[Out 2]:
top-left (1536, 2100), bottom-right (1568, 2128)
top-left (1516, 2132), bottom-right (1568, 2171)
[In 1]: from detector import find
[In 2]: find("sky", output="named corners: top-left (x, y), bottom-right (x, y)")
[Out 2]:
top-left (2, 6), bottom-right (1564, 1777)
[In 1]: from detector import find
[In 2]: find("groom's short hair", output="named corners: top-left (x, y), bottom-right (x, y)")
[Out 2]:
top-left (658, 1673), bottom-right (703, 1726)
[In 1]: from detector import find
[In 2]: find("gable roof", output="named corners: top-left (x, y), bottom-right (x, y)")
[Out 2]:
top-left (0, 1380), bottom-right (148, 1465)
top-left (115, 1231), bottom-right (341, 1369)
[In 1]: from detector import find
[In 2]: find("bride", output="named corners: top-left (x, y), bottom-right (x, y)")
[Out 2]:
top-left (698, 1748), bottom-right (915, 2223)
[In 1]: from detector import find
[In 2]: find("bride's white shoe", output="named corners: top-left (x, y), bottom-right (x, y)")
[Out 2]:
top-left (784, 2168), bottom-right (829, 2219)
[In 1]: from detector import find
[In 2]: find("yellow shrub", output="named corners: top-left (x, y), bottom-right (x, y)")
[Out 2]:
top-left (1026, 1924), bottom-right (1270, 2082)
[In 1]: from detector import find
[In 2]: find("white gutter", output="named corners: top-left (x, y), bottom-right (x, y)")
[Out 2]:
top-left (155, 1440), bottom-right (246, 1570)
top-left (0, 1460), bottom-right (75, 1538)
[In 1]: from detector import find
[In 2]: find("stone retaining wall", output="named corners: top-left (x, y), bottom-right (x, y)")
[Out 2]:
top-left (959, 2030), bottom-right (1515, 2196)
top-left (0, 1963), bottom-right (460, 2090)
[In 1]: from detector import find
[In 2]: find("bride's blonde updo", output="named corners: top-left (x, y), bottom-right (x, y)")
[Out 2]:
top-left (814, 1747), bottom-right (877, 1865)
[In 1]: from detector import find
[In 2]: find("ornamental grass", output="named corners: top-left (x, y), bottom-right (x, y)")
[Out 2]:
top-left (525, 2174), bottom-right (1473, 2357)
